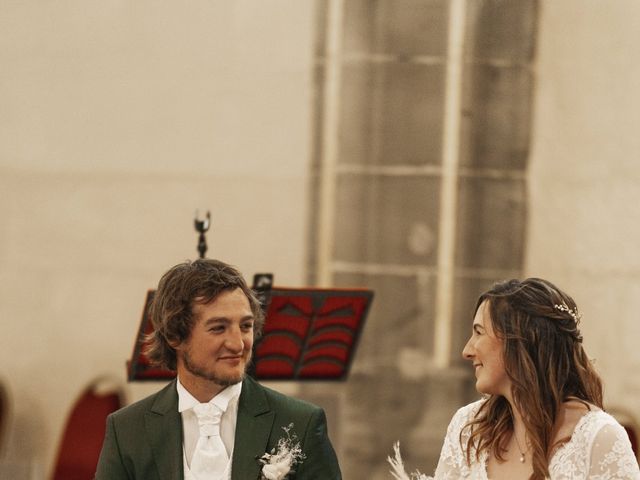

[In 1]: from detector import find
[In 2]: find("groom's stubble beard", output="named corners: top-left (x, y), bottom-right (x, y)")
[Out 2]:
top-left (181, 347), bottom-right (252, 387)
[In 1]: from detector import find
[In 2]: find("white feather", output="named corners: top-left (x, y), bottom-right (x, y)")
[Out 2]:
top-left (387, 442), bottom-right (432, 480)
top-left (387, 442), bottom-right (412, 480)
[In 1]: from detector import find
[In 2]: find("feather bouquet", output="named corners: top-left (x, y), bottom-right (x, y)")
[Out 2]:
top-left (387, 442), bottom-right (433, 480)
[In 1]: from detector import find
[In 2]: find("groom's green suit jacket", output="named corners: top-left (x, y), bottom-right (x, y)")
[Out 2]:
top-left (95, 376), bottom-right (341, 479)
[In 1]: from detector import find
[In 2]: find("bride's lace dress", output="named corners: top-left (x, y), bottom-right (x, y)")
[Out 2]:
top-left (432, 400), bottom-right (640, 480)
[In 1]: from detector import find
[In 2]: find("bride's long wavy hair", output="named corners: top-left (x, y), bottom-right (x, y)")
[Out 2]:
top-left (461, 278), bottom-right (603, 480)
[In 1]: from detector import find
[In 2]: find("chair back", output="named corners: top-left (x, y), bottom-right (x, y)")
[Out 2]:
top-left (52, 378), bottom-right (124, 480)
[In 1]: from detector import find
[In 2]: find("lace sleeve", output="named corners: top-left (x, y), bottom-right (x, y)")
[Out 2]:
top-left (432, 402), bottom-right (481, 479)
top-left (388, 401), bottom-right (483, 480)
top-left (588, 421), bottom-right (640, 480)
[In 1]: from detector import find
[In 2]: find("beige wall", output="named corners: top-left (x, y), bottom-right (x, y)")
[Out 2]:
top-left (527, 0), bottom-right (640, 415)
top-left (0, 1), bottom-right (316, 476)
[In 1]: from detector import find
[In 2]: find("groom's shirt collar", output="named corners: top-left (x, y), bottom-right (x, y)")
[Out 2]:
top-left (177, 379), bottom-right (242, 413)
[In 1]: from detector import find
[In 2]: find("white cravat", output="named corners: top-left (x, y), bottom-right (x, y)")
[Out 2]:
top-left (177, 379), bottom-right (241, 469)
top-left (190, 401), bottom-right (229, 478)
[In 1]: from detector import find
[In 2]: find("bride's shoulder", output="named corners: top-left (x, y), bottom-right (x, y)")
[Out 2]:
top-left (441, 398), bottom-right (487, 443)
top-left (450, 398), bottom-right (487, 424)
top-left (557, 399), bottom-right (601, 434)
top-left (554, 399), bottom-right (617, 445)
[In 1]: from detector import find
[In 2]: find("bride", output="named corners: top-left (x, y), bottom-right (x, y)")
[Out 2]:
top-left (390, 278), bottom-right (640, 480)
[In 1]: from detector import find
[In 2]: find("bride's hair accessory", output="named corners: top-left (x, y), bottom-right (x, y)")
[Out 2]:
top-left (554, 302), bottom-right (581, 322)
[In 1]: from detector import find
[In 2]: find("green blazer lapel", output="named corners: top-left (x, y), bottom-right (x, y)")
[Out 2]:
top-left (231, 377), bottom-right (275, 480)
top-left (145, 380), bottom-right (184, 480)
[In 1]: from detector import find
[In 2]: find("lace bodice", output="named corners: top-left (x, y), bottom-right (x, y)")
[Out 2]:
top-left (431, 400), bottom-right (640, 480)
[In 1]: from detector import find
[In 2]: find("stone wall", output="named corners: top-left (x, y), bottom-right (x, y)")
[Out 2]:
top-left (305, 1), bottom-right (537, 477)
top-left (0, 1), bottom-right (316, 476)
top-left (527, 0), bottom-right (640, 420)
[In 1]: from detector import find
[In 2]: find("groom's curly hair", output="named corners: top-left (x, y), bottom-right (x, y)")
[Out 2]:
top-left (144, 258), bottom-right (265, 371)
top-left (461, 278), bottom-right (603, 480)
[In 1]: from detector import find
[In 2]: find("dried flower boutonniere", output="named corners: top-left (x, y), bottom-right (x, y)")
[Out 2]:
top-left (259, 423), bottom-right (306, 480)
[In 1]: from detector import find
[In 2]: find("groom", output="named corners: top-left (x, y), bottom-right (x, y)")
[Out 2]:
top-left (95, 258), bottom-right (341, 479)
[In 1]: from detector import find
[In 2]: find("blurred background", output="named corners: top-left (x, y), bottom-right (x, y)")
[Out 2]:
top-left (1, 0), bottom-right (639, 478)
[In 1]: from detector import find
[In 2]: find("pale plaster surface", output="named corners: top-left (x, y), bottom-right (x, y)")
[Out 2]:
top-left (527, 0), bottom-right (640, 417)
top-left (0, 1), bottom-right (315, 476)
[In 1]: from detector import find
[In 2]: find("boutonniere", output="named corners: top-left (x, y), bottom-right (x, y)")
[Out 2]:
top-left (259, 423), bottom-right (306, 480)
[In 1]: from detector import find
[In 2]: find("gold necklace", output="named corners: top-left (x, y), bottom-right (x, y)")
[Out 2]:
top-left (514, 433), bottom-right (527, 463)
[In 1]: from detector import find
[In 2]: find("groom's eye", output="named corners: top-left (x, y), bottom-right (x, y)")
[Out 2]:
top-left (241, 322), bottom-right (254, 331)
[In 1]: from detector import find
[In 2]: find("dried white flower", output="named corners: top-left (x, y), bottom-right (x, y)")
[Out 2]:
top-left (259, 423), bottom-right (306, 480)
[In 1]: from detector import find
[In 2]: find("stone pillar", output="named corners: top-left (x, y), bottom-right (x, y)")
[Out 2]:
top-left (306, 1), bottom-right (537, 476)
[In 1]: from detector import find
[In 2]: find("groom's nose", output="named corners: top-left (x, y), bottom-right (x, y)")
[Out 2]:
top-left (224, 327), bottom-right (245, 353)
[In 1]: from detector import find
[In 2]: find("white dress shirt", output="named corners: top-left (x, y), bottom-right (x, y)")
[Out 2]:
top-left (176, 378), bottom-right (242, 468)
